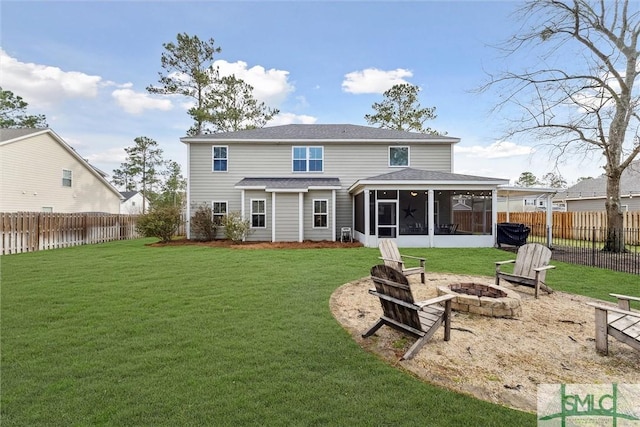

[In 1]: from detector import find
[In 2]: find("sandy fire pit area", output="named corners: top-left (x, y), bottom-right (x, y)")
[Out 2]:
top-left (330, 272), bottom-right (639, 413)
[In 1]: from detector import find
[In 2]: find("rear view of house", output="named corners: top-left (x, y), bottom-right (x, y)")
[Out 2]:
top-left (182, 124), bottom-right (510, 247)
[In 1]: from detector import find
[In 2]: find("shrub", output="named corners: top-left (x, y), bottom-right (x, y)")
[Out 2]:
top-left (221, 211), bottom-right (252, 243)
top-left (136, 205), bottom-right (182, 243)
top-left (190, 204), bottom-right (218, 241)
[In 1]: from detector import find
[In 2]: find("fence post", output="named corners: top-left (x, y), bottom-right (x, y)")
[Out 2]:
top-left (591, 226), bottom-right (597, 267)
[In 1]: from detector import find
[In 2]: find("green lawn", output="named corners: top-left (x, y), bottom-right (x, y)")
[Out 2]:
top-left (1, 240), bottom-right (637, 426)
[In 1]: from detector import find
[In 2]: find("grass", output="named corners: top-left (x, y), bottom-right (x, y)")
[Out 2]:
top-left (1, 240), bottom-right (637, 426)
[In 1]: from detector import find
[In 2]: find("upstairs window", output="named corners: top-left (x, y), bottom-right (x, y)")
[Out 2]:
top-left (313, 199), bottom-right (328, 228)
top-left (213, 146), bottom-right (228, 172)
top-left (212, 201), bottom-right (227, 224)
top-left (389, 146), bottom-right (409, 167)
top-left (62, 169), bottom-right (72, 187)
top-left (293, 146), bottom-right (323, 172)
top-left (251, 199), bottom-right (266, 228)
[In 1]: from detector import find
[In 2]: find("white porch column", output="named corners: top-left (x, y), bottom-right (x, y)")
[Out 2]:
top-left (332, 189), bottom-right (337, 242)
top-left (271, 192), bottom-right (277, 242)
top-left (241, 189), bottom-right (246, 242)
top-left (185, 143), bottom-right (191, 239)
top-left (492, 189), bottom-right (498, 244)
top-left (298, 192), bottom-right (304, 242)
top-left (427, 189), bottom-right (434, 248)
top-left (546, 194), bottom-right (553, 247)
top-left (240, 189), bottom-right (245, 218)
top-left (364, 190), bottom-right (370, 245)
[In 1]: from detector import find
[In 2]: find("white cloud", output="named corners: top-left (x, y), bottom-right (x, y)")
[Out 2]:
top-left (213, 60), bottom-right (294, 106)
top-left (455, 140), bottom-right (534, 159)
top-left (0, 48), bottom-right (103, 107)
top-left (268, 112), bottom-right (317, 126)
top-left (111, 88), bottom-right (173, 115)
top-left (341, 68), bottom-right (413, 94)
top-left (84, 147), bottom-right (128, 167)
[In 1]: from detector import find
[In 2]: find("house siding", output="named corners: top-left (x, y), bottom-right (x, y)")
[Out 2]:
top-left (304, 190), bottom-right (334, 241)
top-left (273, 193), bottom-right (299, 242)
top-left (244, 190), bottom-right (271, 241)
top-left (567, 197), bottom-right (640, 212)
top-left (1, 132), bottom-right (121, 213)
top-left (187, 142), bottom-right (452, 237)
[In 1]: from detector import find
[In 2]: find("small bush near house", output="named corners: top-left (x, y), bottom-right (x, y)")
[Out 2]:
top-left (190, 204), bottom-right (218, 241)
top-left (136, 205), bottom-right (182, 243)
top-left (221, 211), bottom-right (252, 243)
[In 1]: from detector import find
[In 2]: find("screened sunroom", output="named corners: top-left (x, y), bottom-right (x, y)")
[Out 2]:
top-left (348, 169), bottom-right (509, 248)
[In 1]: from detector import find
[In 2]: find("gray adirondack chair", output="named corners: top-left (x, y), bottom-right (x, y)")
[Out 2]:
top-left (495, 243), bottom-right (555, 298)
top-left (378, 239), bottom-right (425, 284)
top-left (363, 265), bottom-right (454, 360)
top-left (587, 294), bottom-right (640, 355)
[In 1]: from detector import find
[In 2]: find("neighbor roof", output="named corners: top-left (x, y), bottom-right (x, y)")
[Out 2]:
top-left (181, 124), bottom-right (459, 144)
top-left (554, 160), bottom-right (640, 200)
top-left (0, 128), bottom-right (47, 142)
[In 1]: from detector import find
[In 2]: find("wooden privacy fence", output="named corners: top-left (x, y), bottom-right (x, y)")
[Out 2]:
top-left (497, 210), bottom-right (640, 244)
top-left (1, 212), bottom-right (141, 255)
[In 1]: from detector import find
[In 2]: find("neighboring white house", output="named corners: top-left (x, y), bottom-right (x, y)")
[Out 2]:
top-left (182, 124), bottom-right (511, 248)
top-left (119, 191), bottom-right (149, 214)
top-left (553, 160), bottom-right (640, 212)
top-left (0, 128), bottom-right (123, 213)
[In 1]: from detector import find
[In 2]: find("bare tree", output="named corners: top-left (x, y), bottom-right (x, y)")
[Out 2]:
top-left (482, 0), bottom-right (640, 252)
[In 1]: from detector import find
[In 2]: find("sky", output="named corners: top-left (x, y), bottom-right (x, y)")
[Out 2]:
top-left (1, 0), bottom-right (608, 186)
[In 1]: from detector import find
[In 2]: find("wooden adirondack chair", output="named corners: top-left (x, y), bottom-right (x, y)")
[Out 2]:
top-left (378, 239), bottom-right (426, 284)
top-left (362, 265), bottom-right (455, 360)
top-left (495, 243), bottom-right (555, 299)
top-left (587, 294), bottom-right (640, 355)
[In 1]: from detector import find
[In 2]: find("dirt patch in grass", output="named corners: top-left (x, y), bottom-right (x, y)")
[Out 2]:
top-left (330, 273), bottom-right (640, 413)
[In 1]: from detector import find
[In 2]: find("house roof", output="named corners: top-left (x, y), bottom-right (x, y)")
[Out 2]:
top-left (0, 127), bottom-right (123, 200)
top-left (181, 124), bottom-right (460, 144)
top-left (364, 167), bottom-right (508, 183)
top-left (235, 177), bottom-right (341, 192)
top-left (348, 168), bottom-right (509, 193)
top-left (0, 128), bottom-right (47, 142)
top-left (554, 160), bottom-right (640, 200)
top-left (119, 191), bottom-right (139, 202)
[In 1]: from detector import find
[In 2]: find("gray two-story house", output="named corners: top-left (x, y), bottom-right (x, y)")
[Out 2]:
top-left (182, 124), bottom-right (509, 248)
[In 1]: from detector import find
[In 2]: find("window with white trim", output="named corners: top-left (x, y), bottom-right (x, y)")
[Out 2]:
top-left (62, 169), bottom-right (72, 187)
top-left (212, 201), bottom-right (227, 224)
top-left (212, 146), bottom-right (228, 172)
top-left (389, 146), bottom-right (409, 167)
top-left (313, 199), bottom-right (328, 228)
top-left (293, 146), bottom-right (323, 172)
top-left (251, 199), bottom-right (266, 228)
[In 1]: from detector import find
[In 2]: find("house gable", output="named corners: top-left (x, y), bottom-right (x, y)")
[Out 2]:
top-left (0, 128), bottom-right (123, 213)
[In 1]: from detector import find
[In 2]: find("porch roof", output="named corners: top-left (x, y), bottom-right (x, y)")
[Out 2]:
top-left (348, 168), bottom-right (509, 193)
top-left (235, 177), bottom-right (341, 192)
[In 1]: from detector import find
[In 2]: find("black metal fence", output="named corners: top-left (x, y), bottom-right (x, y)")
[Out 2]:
top-left (526, 224), bottom-right (640, 275)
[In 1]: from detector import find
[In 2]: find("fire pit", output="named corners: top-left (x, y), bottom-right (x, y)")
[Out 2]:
top-left (437, 282), bottom-right (522, 318)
